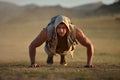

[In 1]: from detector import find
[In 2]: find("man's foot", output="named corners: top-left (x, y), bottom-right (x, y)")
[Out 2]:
top-left (47, 55), bottom-right (53, 65)
top-left (60, 55), bottom-right (67, 66)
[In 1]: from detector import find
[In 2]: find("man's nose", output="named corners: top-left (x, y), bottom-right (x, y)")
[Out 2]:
top-left (60, 28), bottom-right (64, 32)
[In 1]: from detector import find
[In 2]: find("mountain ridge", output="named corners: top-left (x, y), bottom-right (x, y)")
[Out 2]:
top-left (0, 1), bottom-right (120, 25)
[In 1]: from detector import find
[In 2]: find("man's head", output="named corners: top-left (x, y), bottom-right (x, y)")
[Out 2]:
top-left (54, 15), bottom-right (71, 37)
top-left (56, 22), bottom-right (68, 37)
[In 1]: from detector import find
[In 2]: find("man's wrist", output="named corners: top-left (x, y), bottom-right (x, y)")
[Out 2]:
top-left (84, 64), bottom-right (95, 68)
top-left (31, 62), bottom-right (35, 65)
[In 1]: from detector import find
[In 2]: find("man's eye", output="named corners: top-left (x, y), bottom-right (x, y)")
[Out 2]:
top-left (58, 27), bottom-right (66, 29)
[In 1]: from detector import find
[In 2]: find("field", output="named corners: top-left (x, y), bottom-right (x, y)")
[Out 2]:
top-left (0, 14), bottom-right (120, 80)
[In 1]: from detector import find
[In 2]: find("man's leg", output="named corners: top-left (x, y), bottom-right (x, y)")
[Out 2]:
top-left (44, 47), bottom-right (54, 64)
top-left (47, 55), bottom-right (53, 64)
top-left (60, 55), bottom-right (67, 66)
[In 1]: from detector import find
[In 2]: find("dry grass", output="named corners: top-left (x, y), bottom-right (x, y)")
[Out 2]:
top-left (0, 14), bottom-right (120, 80)
top-left (0, 61), bottom-right (120, 80)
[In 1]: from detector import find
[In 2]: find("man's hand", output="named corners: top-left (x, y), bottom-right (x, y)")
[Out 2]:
top-left (84, 64), bottom-right (95, 68)
top-left (30, 63), bottom-right (40, 68)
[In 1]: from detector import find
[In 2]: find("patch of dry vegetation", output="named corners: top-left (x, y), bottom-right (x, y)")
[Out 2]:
top-left (0, 14), bottom-right (120, 80)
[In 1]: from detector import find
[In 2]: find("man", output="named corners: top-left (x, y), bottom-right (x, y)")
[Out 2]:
top-left (29, 15), bottom-right (94, 68)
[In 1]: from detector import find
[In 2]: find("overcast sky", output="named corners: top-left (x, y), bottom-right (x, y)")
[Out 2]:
top-left (0, 0), bottom-right (116, 8)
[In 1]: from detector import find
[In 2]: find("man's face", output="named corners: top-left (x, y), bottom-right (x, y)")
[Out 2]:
top-left (56, 23), bottom-right (68, 37)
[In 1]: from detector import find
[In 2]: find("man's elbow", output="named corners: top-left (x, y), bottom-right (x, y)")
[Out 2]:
top-left (29, 42), bottom-right (36, 50)
top-left (86, 42), bottom-right (94, 53)
top-left (89, 43), bottom-right (94, 49)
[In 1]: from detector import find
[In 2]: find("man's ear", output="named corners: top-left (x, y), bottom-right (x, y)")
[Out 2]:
top-left (66, 28), bottom-right (70, 36)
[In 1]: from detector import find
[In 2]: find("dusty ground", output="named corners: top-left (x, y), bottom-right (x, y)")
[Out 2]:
top-left (0, 14), bottom-right (120, 80)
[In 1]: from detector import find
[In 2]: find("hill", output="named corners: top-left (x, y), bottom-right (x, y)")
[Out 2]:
top-left (0, 1), bottom-right (120, 25)
top-left (0, 1), bottom-right (24, 25)
top-left (72, 2), bottom-right (103, 12)
top-left (93, 1), bottom-right (120, 15)
top-left (0, 2), bottom-right (79, 25)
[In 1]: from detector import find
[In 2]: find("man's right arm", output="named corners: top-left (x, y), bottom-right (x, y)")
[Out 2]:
top-left (29, 28), bottom-right (48, 67)
top-left (76, 28), bottom-right (94, 68)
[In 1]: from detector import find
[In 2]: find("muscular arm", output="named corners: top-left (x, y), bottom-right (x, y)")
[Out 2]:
top-left (29, 28), bottom-right (48, 65)
top-left (76, 28), bottom-right (94, 66)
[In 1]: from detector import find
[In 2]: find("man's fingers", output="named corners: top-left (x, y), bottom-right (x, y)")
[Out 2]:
top-left (30, 64), bottom-right (40, 68)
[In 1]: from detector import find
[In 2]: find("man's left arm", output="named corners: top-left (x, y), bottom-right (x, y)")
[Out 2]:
top-left (76, 28), bottom-right (95, 68)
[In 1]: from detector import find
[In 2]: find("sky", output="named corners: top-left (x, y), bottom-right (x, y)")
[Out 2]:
top-left (0, 0), bottom-right (116, 8)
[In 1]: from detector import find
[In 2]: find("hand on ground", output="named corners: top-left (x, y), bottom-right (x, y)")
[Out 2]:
top-left (84, 64), bottom-right (95, 68)
top-left (30, 63), bottom-right (40, 68)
